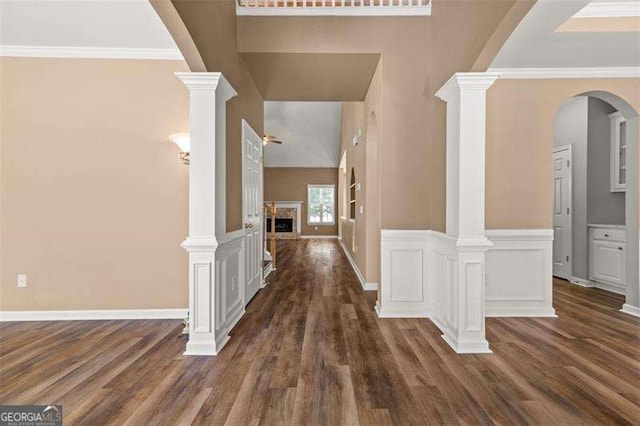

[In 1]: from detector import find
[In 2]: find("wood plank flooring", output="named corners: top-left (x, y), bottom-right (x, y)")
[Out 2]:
top-left (1, 239), bottom-right (640, 424)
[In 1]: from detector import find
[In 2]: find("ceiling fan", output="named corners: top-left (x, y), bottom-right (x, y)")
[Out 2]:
top-left (263, 135), bottom-right (284, 146)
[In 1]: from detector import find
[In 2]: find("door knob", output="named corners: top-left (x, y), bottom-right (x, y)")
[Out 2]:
top-left (245, 222), bottom-right (253, 229)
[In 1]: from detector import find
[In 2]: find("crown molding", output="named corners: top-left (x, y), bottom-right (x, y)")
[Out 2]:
top-left (0, 45), bottom-right (183, 60)
top-left (574, 1), bottom-right (640, 18)
top-left (488, 67), bottom-right (640, 79)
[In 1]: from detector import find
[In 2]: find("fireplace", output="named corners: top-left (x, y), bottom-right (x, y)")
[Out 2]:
top-left (266, 218), bottom-right (293, 233)
top-left (264, 201), bottom-right (303, 239)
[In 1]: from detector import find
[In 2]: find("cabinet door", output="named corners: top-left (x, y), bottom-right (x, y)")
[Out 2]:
top-left (592, 241), bottom-right (625, 285)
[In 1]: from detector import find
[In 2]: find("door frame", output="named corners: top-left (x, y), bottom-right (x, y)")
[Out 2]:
top-left (553, 144), bottom-right (573, 280)
top-left (241, 119), bottom-right (264, 290)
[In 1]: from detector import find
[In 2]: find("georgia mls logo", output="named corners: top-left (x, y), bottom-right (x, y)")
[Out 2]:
top-left (0, 404), bottom-right (63, 426)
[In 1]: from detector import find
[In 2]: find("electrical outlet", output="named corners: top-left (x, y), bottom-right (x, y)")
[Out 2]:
top-left (360, 206), bottom-right (364, 214)
top-left (17, 274), bottom-right (27, 288)
top-left (315, 226), bottom-right (318, 231)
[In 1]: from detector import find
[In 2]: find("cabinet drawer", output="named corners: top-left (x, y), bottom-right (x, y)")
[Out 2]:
top-left (592, 228), bottom-right (625, 242)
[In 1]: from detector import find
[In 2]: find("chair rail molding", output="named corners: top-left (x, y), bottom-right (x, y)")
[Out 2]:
top-left (433, 72), bottom-right (499, 354)
top-left (176, 72), bottom-right (239, 356)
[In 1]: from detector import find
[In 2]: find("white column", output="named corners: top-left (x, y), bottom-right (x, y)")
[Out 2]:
top-left (435, 72), bottom-right (499, 354)
top-left (176, 72), bottom-right (237, 356)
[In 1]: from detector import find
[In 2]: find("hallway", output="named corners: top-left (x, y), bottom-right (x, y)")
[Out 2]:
top-left (1, 239), bottom-right (640, 424)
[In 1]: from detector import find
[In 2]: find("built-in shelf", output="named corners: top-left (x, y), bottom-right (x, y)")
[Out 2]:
top-left (349, 168), bottom-right (356, 220)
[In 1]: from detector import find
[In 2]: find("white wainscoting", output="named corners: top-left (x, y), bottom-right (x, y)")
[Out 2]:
top-left (378, 229), bottom-right (556, 321)
top-left (213, 231), bottom-right (246, 351)
top-left (485, 229), bottom-right (556, 317)
top-left (377, 230), bottom-right (431, 318)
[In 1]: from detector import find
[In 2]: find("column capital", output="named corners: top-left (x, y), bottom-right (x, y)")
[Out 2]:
top-left (435, 72), bottom-right (501, 102)
top-left (175, 72), bottom-right (237, 102)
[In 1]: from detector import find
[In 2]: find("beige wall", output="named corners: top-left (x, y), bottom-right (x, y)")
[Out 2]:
top-left (264, 168), bottom-right (338, 236)
top-left (160, 0), bottom-right (265, 233)
top-left (237, 0), bottom-right (519, 232)
top-left (339, 60), bottom-right (383, 290)
top-left (486, 78), bottom-right (640, 229)
top-left (340, 102), bottom-right (367, 275)
top-left (1, 57), bottom-right (190, 311)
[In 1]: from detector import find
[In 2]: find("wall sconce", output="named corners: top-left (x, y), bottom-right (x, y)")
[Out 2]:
top-left (169, 133), bottom-right (190, 165)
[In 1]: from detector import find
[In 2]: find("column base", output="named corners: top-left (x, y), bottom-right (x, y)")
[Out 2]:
top-left (621, 303), bottom-right (640, 318)
top-left (184, 334), bottom-right (230, 356)
top-left (442, 333), bottom-right (492, 354)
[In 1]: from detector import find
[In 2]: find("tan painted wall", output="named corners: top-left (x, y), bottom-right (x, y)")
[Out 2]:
top-left (164, 0), bottom-right (265, 233)
top-left (340, 102), bottom-right (367, 275)
top-left (486, 78), bottom-right (640, 229)
top-left (0, 57), bottom-right (189, 311)
top-left (237, 0), bottom-right (518, 232)
top-left (264, 168), bottom-right (339, 236)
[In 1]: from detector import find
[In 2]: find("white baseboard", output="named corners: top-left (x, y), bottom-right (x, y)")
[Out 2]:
top-left (571, 276), bottom-right (626, 295)
top-left (0, 308), bottom-right (188, 322)
top-left (570, 276), bottom-right (596, 287)
top-left (375, 302), bottom-right (428, 318)
top-left (300, 235), bottom-right (338, 239)
top-left (621, 303), bottom-right (640, 318)
top-left (485, 306), bottom-right (557, 317)
top-left (339, 240), bottom-right (375, 292)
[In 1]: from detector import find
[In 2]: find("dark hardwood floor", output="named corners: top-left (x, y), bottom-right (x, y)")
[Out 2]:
top-left (1, 239), bottom-right (640, 424)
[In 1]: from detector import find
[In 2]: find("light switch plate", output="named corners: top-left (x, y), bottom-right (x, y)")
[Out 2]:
top-left (17, 274), bottom-right (27, 288)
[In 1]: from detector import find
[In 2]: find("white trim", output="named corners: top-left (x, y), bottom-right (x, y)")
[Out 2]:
top-left (489, 67), bottom-right (640, 79)
top-left (485, 229), bottom-right (554, 241)
top-left (0, 308), bottom-right (187, 322)
top-left (339, 239), bottom-right (376, 291)
top-left (236, 5), bottom-right (431, 16)
top-left (574, 1), bottom-right (640, 18)
top-left (485, 307), bottom-right (557, 317)
top-left (570, 276), bottom-right (596, 287)
top-left (307, 184), bottom-right (336, 226)
top-left (595, 281), bottom-right (626, 295)
top-left (621, 303), bottom-right (640, 317)
top-left (300, 235), bottom-right (338, 239)
top-left (375, 301), bottom-right (427, 318)
top-left (0, 45), bottom-right (184, 60)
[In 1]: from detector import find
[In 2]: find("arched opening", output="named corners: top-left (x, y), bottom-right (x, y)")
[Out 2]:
top-left (552, 91), bottom-right (639, 312)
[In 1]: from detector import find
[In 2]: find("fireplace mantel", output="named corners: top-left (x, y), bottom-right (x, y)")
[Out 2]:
top-left (265, 201), bottom-right (303, 235)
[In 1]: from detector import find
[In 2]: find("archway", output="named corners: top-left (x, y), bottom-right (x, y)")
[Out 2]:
top-left (553, 90), bottom-right (639, 313)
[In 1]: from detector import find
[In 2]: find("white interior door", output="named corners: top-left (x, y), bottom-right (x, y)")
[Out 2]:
top-left (242, 120), bottom-right (263, 304)
top-left (553, 145), bottom-right (572, 279)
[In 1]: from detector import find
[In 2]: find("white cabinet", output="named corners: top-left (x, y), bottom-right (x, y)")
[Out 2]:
top-left (589, 225), bottom-right (625, 294)
top-left (610, 111), bottom-right (627, 193)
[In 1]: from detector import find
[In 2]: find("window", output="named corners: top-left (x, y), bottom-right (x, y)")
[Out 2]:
top-left (307, 184), bottom-right (336, 225)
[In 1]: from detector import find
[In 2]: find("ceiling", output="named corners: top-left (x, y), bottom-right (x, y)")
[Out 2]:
top-left (0, 0), bottom-right (178, 50)
top-left (264, 102), bottom-right (342, 168)
top-left (491, 0), bottom-right (640, 68)
top-left (240, 53), bottom-right (380, 101)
